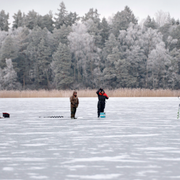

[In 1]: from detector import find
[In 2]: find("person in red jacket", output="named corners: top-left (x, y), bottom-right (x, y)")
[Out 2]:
top-left (96, 88), bottom-right (109, 117)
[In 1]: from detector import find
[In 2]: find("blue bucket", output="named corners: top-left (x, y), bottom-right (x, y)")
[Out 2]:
top-left (100, 112), bottom-right (106, 118)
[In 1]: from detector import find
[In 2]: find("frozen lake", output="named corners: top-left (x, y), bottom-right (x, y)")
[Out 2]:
top-left (0, 97), bottom-right (180, 180)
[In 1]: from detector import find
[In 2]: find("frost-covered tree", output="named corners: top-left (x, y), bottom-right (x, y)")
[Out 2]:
top-left (36, 37), bottom-right (52, 89)
top-left (0, 30), bottom-right (8, 50)
top-left (13, 27), bottom-right (30, 89)
top-left (147, 42), bottom-right (172, 88)
top-left (111, 6), bottom-right (138, 37)
top-left (41, 11), bottom-right (54, 32)
top-left (0, 10), bottom-right (9, 31)
top-left (12, 10), bottom-right (25, 29)
top-left (117, 23), bottom-right (165, 88)
top-left (26, 27), bottom-right (53, 89)
top-left (24, 10), bottom-right (41, 30)
top-left (0, 68), bottom-right (3, 90)
top-left (52, 25), bottom-right (72, 52)
top-left (26, 26), bottom-right (44, 88)
top-left (82, 9), bottom-right (102, 49)
top-left (155, 10), bottom-right (171, 27)
top-left (51, 43), bottom-right (73, 89)
top-left (68, 23), bottom-right (100, 87)
top-left (170, 25), bottom-right (180, 49)
top-left (103, 47), bottom-right (119, 88)
top-left (1, 59), bottom-right (21, 90)
top-left (100, 17), bottom-right (110, 46)
top-left (102, 33), bottom-right (119, 66)
top-left (66, 12), bottom-right (80, 26)
top-left (143, 16), bottom-right (158, 29)
top-left (54, 2), bottom-right (68, 29)
top-left (0, 35), bottom-right (19, 69)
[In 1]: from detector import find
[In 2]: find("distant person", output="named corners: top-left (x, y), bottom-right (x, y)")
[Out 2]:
top-left (70, 91), bottom-right (79, 119)
top-left (96, 88), bottom-right (109, 117)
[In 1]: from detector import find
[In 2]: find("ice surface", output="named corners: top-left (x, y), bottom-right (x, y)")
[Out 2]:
top-left (0, 97), bottom-right (180, 180)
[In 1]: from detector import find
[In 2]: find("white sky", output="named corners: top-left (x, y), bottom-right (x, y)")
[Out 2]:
top-left (1, 0), bottom-right (180, 25)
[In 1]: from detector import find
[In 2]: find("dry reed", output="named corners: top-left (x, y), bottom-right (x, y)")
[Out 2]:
top-left (0, 88), bottom-right (180, 98)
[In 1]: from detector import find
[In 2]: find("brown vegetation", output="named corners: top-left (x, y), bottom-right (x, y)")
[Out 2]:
top-left (0, 89), bottom-right (180, 98)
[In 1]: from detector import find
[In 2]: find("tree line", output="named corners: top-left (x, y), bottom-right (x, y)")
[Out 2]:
top-left (0, 2), bottom-right (180, 90)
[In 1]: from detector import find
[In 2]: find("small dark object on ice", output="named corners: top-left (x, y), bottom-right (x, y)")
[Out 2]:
top-left (3, 113), bottom-right (10, 118)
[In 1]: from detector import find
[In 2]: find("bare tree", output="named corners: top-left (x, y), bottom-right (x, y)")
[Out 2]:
top-left (155, 10), bottom-right (171, 27)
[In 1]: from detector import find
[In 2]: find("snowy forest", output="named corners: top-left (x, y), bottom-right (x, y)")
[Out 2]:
top-left (0, 2), bottom-right (180, 90)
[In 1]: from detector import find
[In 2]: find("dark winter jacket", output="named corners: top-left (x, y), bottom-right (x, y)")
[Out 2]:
top-left (96, 89), bottom-right (109, 103)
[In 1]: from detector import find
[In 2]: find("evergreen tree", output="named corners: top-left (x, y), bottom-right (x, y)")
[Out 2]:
top-left (66, 12), bottom-right (80, 26)
top-left (2, 59), bottom-right (21, 90)
top-left (26, 26), bottom-right (44, 88)
top-left (41, 11), bottom-right (54, 32)
top-left (14, 27), bottom-right (31, 89)
top-left (52, 25), bottom-right (72, 52)
top-left (68, 23), bottom-right (100, 88)
top-left (143, 16), bottom-right (158, 29)
top-left (103, 47), bottom-right (119, 88)
top-left (36, 38), bottom-right (52, 89)
top-left (12, 10), bottom-right (25, 29)
top-left (102, 33), bottom-right (119, 68)
top-left (147, 42), bottom-right (172, 88)
top-left (111, 6), bottom-right (138, 37)
top-left (24, 10), bottom-right (41, 30)
top-left (51, 43), bottom-right (73, 89)
top-left (170, 25), bottom-right (180, 49)
top-left (0, 30), bottom-right (8, 50)
top-left (82, 9), bottom-right (102, 48)
top-left (100, 17), bottom-right (110, 46)
top-left (0, 10), bottom-right (9, 31)
top-left (0, 35), bottom-right (19, 69)
top-left (54, 2), bottom-right (68, 29)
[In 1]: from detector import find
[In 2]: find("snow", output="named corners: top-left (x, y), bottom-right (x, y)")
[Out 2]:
top-left (0, 97), bottom-right (180, 180)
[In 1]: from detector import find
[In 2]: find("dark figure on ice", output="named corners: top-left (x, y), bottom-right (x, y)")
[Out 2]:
top-left (96, 88), bottom-right (109, 117)
top-left (70, 91), bottom-right (79, 119)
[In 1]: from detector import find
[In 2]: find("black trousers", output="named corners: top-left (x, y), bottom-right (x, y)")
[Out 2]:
top-left (97, 101), bottom-right (105, 117)
top-left (71, 107), bottom-right (77, 118)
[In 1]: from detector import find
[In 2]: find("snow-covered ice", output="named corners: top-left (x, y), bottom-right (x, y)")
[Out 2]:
top-left (0, 97), bottom-right (180, 180)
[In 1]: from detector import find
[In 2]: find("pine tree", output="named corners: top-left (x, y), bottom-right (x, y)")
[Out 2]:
top-left (26, 26), bottom-right (44, 88)
top-left (36, 38), bottom-right (52, 89)
top-left (52, 25), bottom-right (72, 53)
top-left (102, 33), bottom-right (119, 69)
top-left (82, 9), bottom-right (102, 48)
top-left (111, 6), bottom-right (138, 37)
top-left (103, 47), bottom-right (119, 88)
top-left (54, 2), bottom-right (68, 29)
top-left (24, 10), bottom-right (40, 30)
top-left (41, 11), bottom-right (54, 32)
top-left (100, 17), bottom-right (110, 46)
top-left (51, 43), bottom-right (73, 89)
top-left (0, 10), bottom-right (9, 31)
top-left (10, 27), bottom-right (30, 89)
top-left (66, 12), bottom-right (80, 26)
top-left (0, 35), bottom-right (19, 69)
top-left (12, 10), bottom-right (24, 29)
top-left (143, 16), bottom-right (158, 29)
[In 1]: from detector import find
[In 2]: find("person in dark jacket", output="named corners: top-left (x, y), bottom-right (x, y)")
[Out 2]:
top-left (70, 91), bottom-right (79, 119)
top-left (96, 88), bottom-right (109, 117)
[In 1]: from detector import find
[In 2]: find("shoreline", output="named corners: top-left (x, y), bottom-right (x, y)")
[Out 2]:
top-left (0, 89), bottom-right (180, 98)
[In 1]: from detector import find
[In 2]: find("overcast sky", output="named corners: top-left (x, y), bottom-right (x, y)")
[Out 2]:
top-left (1, 0), bottom-right (180, 25)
